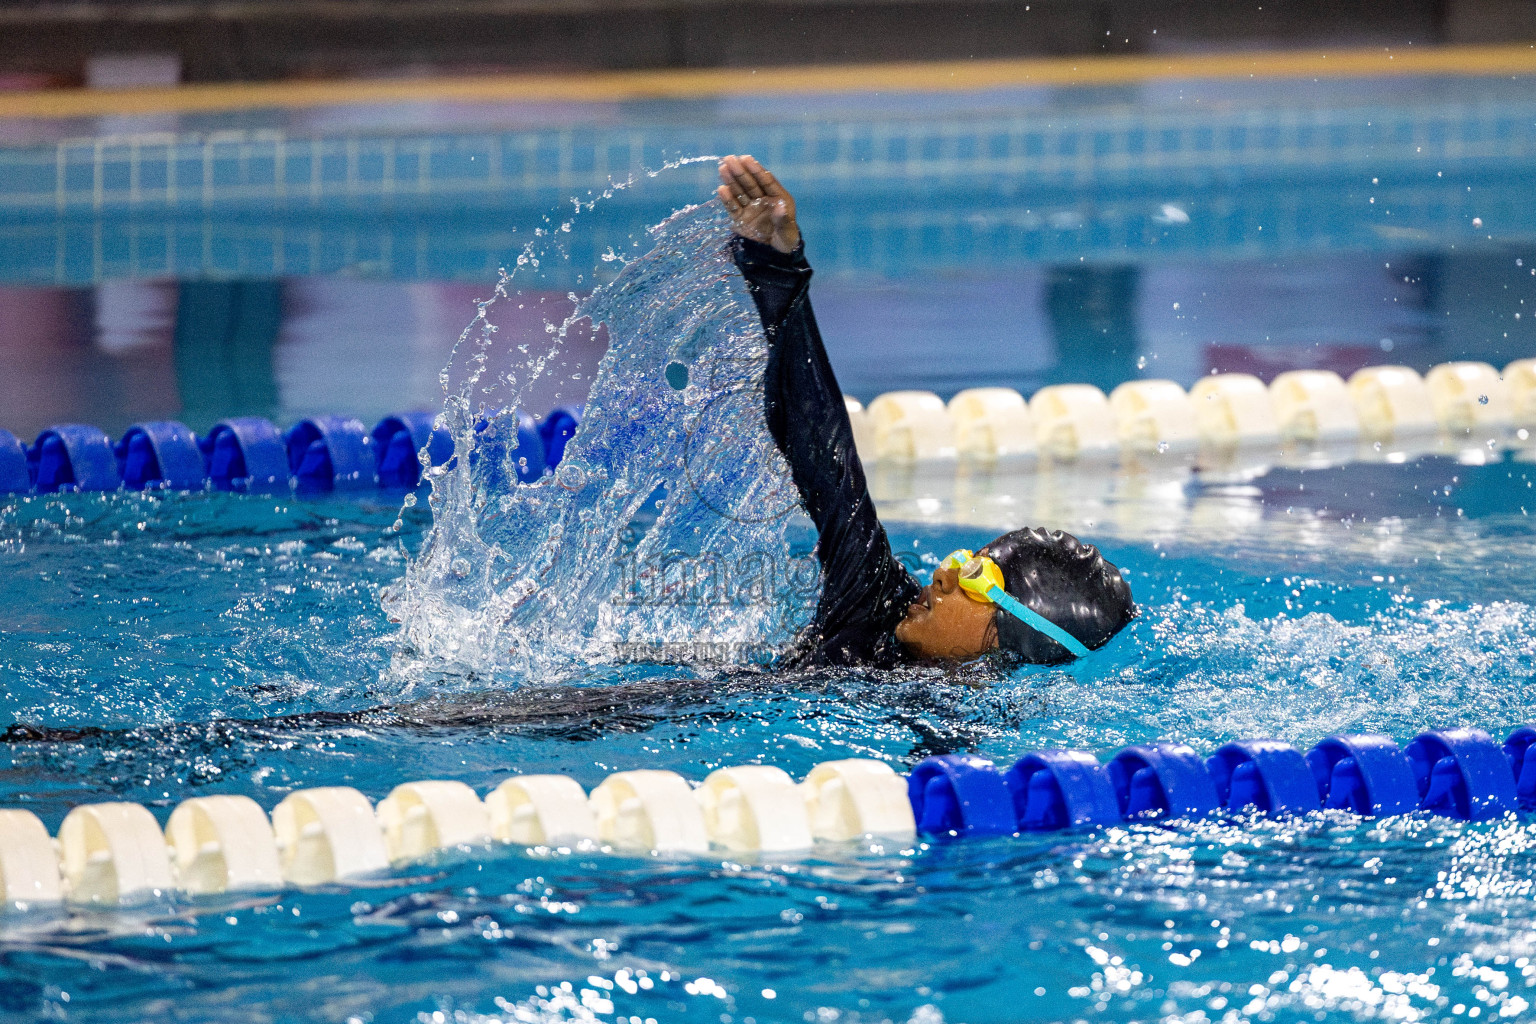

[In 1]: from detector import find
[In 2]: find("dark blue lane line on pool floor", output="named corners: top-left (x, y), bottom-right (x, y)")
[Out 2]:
top-left (0, 408), bottom-right (583, 495)
top-left (915, 726), bottom-right (1536, 834)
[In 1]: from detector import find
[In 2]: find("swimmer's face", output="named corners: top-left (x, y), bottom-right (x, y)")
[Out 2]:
top-left (895, 565), bottom-right (999, 661)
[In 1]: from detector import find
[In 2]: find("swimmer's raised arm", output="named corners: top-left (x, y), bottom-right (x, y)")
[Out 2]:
top-left (717, 155), bottom-right (801, 254)
top-left (720, 155), bottom-right (921, 666)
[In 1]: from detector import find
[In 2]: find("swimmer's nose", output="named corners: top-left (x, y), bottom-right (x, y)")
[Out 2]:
top-left (932, 566), bottom-right (960, 593)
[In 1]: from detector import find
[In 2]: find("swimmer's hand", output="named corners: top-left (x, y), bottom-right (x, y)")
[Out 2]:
top-left (717, 154), bottom-right (800, 254)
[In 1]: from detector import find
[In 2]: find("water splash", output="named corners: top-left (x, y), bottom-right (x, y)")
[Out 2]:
top-left (383, 190), bottom-right (820, 686)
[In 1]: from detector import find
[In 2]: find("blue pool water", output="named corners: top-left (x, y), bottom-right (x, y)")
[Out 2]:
top-left (3, 455), bottom-right (1536, 1023)
top-left (4, 74), bottom-right (1536, 1024)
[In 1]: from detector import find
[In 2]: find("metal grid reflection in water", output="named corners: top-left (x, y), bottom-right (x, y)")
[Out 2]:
top-left (5, 100), bottom-right (1536, 218)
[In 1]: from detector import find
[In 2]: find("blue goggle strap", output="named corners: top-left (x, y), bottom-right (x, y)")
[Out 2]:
top-left (985, 584), bottom-right (1092, 659)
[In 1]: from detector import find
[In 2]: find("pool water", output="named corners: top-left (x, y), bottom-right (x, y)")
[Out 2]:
top-left (4, 74), bottom-right (1536, 1024)
top-left (2, 449), bottom-right (1536, 1023)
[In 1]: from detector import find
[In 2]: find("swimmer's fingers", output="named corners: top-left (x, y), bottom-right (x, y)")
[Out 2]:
top-left (739, 159), bottom-right (798, 253)
top-left (721, 154), bottom-right (788, 207)
top-left (741, 156), bottom-right (792, 205)
top-left (718, 157), bottom-right (751, 207)
top-left (718, 157), bottom-right (742, 190)
top-left (721, 154), bottom-right (768, 201)
top-left (718, 155), bottom-right (748, 195)
top-left (732, 156), bottom-right (769, 200)
top-left (717, 179), bottom-right (759, 223)
top-left (718, 156), bottom-right (796, 247)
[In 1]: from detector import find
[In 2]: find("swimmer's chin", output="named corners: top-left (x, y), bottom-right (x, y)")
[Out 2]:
top-left (894, 602), bottom-right (926, 643)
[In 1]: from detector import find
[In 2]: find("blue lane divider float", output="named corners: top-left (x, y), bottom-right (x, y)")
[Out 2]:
top-left (0, 429), bottom-right (29, 492)
top-left (1404, 728), bottom-right (1520, 822)
top-left (200, 417), bottom-right (290, 492)
top-left (1106, 742), bottom-right (1220, 819)
top-left (286, 415), bottom-right (374, 491)
top-left (907, 754), bottom-right (1017, 835)
top-left (115, 421), bottom-right (205, 490)
top-left (1206, 739), bottom-right (1320, 816)
top-left (538, 405), bottom-right (582, 470)
top-left (1004, 749), bottom-right (1121, 830)
top-left (471, 409), bottom-right (548, 489)
top-left (0, 406), bottom-right (574, 496)
top-left (907, 725), bottom-right (1536, 837)
top-left (372, 412), bottom-right (455, 489)
top-left (27, 424), bottom-right (120, 493)
top-left (1504, 726), bottom-right (1536, 811)
top-left (1305, 734), bottom-right (1420, 817)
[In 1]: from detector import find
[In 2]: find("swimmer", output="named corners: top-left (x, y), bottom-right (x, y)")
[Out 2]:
top-left (717, 155), bottom-right (1136, 667)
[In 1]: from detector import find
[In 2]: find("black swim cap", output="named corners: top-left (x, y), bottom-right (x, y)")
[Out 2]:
top-left (978, 527), bottom-right (1136, 664)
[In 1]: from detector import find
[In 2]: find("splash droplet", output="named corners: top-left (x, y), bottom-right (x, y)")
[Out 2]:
top-left (555, 460), bottom-right (589, 490)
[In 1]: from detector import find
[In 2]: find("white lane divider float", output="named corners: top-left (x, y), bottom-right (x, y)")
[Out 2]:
top-left (1347, 365), bottom-right (1437, 443)
top-left (864, 390), bottom-right (957, 462)
top-left (165, 795), bottom-right (282, 895)
top-left (948, 387), bottom-right (1036, 461)
top-left (1269, 370), bottom-right (1361, 444)
top-left (589, 770), bottom-right (710, 855)
top-left (1108, 379), bottom-right (1199, 460)
top-left (271, 787), bottom-right (390, 885)
top-left (1426, 361), bottom-right (1512, 437)
top-left (59, 802), bottom-right (175, 905)
top-left (1187, 373), bottom-right (1281, 451)
top-left (0, 809), bottom-right (62, 906)
top-left (1506, 358), bottom-right (1536, 436)
top-left (1029, 384), bottom-right (1117, 463)
top-left (843, 357), bottom-right (1535, 477)
top-left (486, 775), bottom-right (597, 847)
top-left (800, 759), bottom-right (916, 842)
top-left (376, 781), bottom-right (490, 863)
top-left (696, 766), bottom-right (812, 853)
top-left (0, 758), bottom-right (920, 913)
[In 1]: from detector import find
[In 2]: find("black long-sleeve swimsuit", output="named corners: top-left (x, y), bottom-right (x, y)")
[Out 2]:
top-left (732, 235), bottom-right (922, 667)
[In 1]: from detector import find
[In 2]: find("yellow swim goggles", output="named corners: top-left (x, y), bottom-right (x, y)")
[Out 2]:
top-left (938, 549), bottom-right (1091, 658)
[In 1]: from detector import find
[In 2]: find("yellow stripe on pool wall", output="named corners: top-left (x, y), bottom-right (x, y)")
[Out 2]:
top-left (2, 43), bottom-right (1536, 119)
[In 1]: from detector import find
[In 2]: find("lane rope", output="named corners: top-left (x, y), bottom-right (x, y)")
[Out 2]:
top-left (0, 726), bottom-right (1531, 908)
top-left (3, 359), bottom-right (1532, 496)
